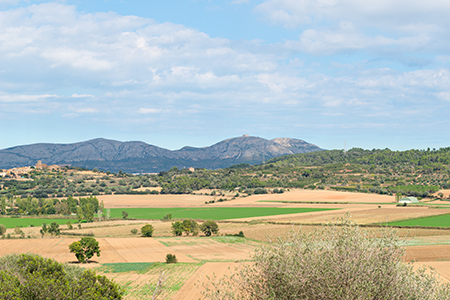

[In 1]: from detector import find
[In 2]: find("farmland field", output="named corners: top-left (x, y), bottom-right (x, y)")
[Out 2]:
top-left (0, 217), bottom-right (74, 228)
top-left (109, 207), bottom-right (336, 220)
top-left (389, 213), bottom-right (450, 227)
top-left (4, 189), bottom-right (450, 299)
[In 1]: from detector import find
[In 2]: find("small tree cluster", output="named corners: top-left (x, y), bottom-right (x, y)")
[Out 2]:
top-left (171, 219), bottom-right (199, 236)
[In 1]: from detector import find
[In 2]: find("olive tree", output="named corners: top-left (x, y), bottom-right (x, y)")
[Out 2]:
top-left (203, 218), bottom-right (450, 300)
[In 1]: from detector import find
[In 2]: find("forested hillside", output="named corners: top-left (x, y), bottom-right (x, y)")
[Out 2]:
top-left (1, 147), bottom-right (450, 205)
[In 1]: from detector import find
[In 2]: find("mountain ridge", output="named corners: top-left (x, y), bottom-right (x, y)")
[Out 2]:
top-left (0, 136), bottom-right (323, 172)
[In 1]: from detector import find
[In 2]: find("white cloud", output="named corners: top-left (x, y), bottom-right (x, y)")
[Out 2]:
top-left (74, 107), bottom-right (98, 113)
top-left (0, 2), bottom-right (449, 146)
top-left (256, 0), bottom-right (450, 54)
top-left (138, 108), bottom-right (162, 114)
top-left (0, 93), bottom-right (57, 103)
top-left (71, 94), bottom-right (95, 98)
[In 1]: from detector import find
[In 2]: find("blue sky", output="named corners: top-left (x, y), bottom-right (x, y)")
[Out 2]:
top-left (1, 0), bottom-right (449, 151)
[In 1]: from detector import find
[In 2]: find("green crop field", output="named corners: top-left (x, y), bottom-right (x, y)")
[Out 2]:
top-left (0, 217), bottom-right (75, 228)
top-left (389, 213), bottom-right (450, 227)
top-left (110, 207), bottom-right (336, 220)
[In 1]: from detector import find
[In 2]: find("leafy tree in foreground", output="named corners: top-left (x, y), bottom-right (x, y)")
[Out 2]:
top-left (69, 237), bottom-right (101, 263)
top-left (141, 224), bottom-right (154, 237)
top-left (0, 253), bottom-right (123, 299)
top-left (202, 218), bottom-right (450, 300)
top-left (200, 220), bottom-right (219, 236)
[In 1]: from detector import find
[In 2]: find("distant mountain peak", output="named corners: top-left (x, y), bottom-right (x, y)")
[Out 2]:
top-left (0, 136), bottom-right (323, 172)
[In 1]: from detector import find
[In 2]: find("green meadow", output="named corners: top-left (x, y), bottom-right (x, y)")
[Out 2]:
top-left (110, 207), bottom-right (336, 220)
top-left (0, 217), bottom-right (74, 229)
top-left (389, 213), bottom-right (450, 228)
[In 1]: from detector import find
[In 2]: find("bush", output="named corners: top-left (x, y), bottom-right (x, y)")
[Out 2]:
top-left (200, 220), bottom-right (219, 236)
top-left (202, 218), bottom-right (450, 299)
top-left (14, 226), bottom-right (23, 235)
top-left (162, 214), bottom-right (172, 220)
top-left (122, 211), bottom-right (128, 219)
top-left (165, 254), bottom-right (177, 264)
top-left (131, 228), bottom-right (138, 235)
top-left (0, 224), bottom-right (6, 235)
top-left (141, 224), bottom-right (154, 237)
top-left (0, 253), bottom-right (123, 299)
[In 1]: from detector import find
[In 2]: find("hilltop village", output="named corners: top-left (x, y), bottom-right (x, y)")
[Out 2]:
top-left (0, 161), bottom-right (61, 180)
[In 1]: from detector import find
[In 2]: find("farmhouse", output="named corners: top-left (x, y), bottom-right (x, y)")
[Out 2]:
top-left (399, 197), bottom-right (419, 204)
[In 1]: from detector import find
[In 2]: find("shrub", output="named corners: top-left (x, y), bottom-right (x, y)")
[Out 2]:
top-left (141, 224), bottom-right (154, 237)
top-left (131, 228), bottom-right (138, 235)
top-left (122, 211), bottom-right (128, 219)
top-left (0, 224), bottom-right (6, 235)
top-left (202, 217), bottom-right (450, 299)
top-left (162, 214), bottom-right (172, 220)
top-left (165, 254), bottom-right (177, 264)
top-left (200, 220), bottom-right (219, 236)
top-left (0, 253), bottom-right (123, 299)
top-left (67, 221), bottom-right (73, 230)
top-left (68, 237), bottom-right (101, 263)
top-left (14, 226), bottom-right (23, 235)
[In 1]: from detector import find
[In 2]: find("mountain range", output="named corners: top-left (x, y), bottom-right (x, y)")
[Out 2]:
top-left (0, 136), bottom-right (323, 173)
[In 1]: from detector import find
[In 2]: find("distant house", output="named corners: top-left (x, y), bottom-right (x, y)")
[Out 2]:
top-left (399, 197), bottom-right (419, 204)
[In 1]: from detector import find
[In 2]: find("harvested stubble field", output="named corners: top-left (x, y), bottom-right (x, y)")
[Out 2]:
top-left (256, 206), bottom-right (450, 225)
top-left (0, 236), bottom-right (255, 264)
top-left (96, 262), bottom-right (204, 300)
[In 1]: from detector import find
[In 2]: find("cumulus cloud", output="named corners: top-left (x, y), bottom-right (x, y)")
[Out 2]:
top-left (0, 2), bottom-right (449, 148)
top-left (138, 108), bottom-right (162, 114)
top-left (255, 0), bottom-right (450, 54)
